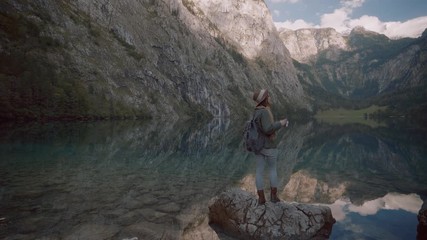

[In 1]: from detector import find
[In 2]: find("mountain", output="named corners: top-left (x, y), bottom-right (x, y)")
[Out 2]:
top-left (1, 0), bottom-right (425, 123)
top-left (278, 27), bottom-right (349, 64)
top-left (0, 0), bottom-right (308, 121)
top-left (280, 27), bottom-right (426, 97)
top-left (279, 26), bottom-right (427, 119)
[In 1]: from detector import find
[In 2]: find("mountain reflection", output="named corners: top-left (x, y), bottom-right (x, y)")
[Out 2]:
top-left (289, 122), bottom-right (427, 205)
top-left (280, 170), bottom-right (347, 204)
top-left (346, 193), bottom-right (422, 216)
top-left (279, 170), bottom-right (423, 221)
top-left (0, 119), bottom-right (426, 239)
top-left (272, 122), bottom-right (427, 240)
top-left (0, 119), bottom-right (250, 239)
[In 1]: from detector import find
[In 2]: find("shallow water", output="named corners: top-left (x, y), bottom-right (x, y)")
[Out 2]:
top-left (0, 119), bottom-right (426, 239)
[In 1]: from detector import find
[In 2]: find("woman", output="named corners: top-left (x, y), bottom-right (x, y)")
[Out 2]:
top-left (252, 89), bottom-right (288, 205)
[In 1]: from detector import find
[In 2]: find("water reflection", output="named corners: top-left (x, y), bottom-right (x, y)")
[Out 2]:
top-left (278, 122), bottom-right (427, 240)
top-left (0, 120), bottom-right (426, 239)
top-left (345, 193), bottom-right (422, 216)
top-left (280, 170), bottom-right (347, 204)
top-left (289, 122), bottom-right (427, 203)
top-left (325, 193), bottom-right (424, 240)
top-left (0, 119), bottom-right (249, 239)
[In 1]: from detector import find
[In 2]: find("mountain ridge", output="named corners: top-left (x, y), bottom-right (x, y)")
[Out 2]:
top-left (0, 0), bottom-right (425, 122)
top-left (281, 26), bottom-right (426, 117)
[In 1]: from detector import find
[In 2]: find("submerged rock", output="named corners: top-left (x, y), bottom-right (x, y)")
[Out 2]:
top-left (208, 189), bottom-right (335, 240)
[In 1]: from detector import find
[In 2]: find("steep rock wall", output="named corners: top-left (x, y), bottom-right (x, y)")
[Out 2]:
top-left (279, 28), bottom-right (348, 63)
top-left (0, 0), bottom-right (308, 121)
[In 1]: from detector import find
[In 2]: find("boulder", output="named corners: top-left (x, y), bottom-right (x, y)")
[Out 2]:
top-left (208, 189), bottom-right (335, 240)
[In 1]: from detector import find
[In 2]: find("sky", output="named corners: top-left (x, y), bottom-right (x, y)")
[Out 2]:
top-left (265, 0), bottom-right (427, 39)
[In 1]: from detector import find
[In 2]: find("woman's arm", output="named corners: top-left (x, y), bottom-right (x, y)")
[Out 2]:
top-left (259, 109), bottom-right (282, 135)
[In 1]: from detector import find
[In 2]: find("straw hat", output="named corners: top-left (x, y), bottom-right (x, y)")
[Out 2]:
top-left (253, 89), bottom-right (268, 105)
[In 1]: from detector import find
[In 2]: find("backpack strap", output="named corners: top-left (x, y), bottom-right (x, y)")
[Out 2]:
top-left (253, 108), bottom-right (265, 134)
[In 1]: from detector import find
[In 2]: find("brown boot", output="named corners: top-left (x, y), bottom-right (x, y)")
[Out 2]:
top-left (270, 187), bottom-right (281, 203)
top-left (257, 190), bottom-right (266, 205)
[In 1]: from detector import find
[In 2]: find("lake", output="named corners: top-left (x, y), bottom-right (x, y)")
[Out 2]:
top-left (0, 119), bottom-right (426, 239)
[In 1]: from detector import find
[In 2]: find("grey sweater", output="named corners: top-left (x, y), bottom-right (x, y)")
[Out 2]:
top-left (254, 106), bottom-right (282, 149)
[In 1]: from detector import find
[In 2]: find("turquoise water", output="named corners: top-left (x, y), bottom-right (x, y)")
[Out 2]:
top-left (0, 119), bottom-right (426, 239)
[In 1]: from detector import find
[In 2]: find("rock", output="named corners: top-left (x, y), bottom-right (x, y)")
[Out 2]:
top-left (278, 28), bottom-right (348, 63)
top-left (418, 201), bottom-right (427, 240)
top-left (208, 189), bottom-right (335, 240)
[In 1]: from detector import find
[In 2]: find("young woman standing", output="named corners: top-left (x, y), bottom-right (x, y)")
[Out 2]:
top-left (252, 89), bottom-right (289, 205)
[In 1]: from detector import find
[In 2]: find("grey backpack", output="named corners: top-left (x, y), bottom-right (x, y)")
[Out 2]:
top-left (243, 110), bottom-right (265, 154)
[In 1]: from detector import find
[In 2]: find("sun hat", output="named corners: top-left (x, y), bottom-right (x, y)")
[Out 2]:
top-left (253, 89), bottom-right (268, 105)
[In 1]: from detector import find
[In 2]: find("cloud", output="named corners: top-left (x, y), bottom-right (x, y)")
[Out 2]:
top-left (347, 15), bottom-right (386, 33)
top-left (348, 193), bottom-right (423, 216)
top-left (323, 13), bottom-right (427, 38)
top-left (274, 19), bottom-right (316, 31)
top-left (348, 198), bottom-right (385, 216)
top-left (340, 0), bottom-right (365, 9)
top-left (319, 0), bottom-right (364, 33)
top-left (328, 199), bottom-right (348, 221)
top-left (320, 8), bottom-right (351, 33)
top-left (322, 192), bottom-right (422, 239)
top-left (381, 17), bottom-right (427, 39)
top-left (273, 0), bottom-right (427, 38)
top-left (382, 193), bottom-right (424, 213)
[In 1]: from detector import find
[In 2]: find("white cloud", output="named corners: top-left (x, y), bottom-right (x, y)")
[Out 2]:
top-left (274, 19), bottom-right (316, 30)
top-left (348, 15), bottom-right (386, 33)
top-left (382, 192), bottom-right (424, 213)
top-left (327, 193), bottom-right (423, 221)
top-left (326, 14), bottom-right (427, 38)
top-left (320, 8), bottom-right (351, 33)
top-left (348, 198), bottom-right (385, 216)
top-left (382, 17), bottom-right (427, 39)
top-left (328, 199), bottom-right (348, 221)
top-left (340, 0), bottom-right (365, 9)
top-left (319, 0), bottom-right (362, 33)
top-left (273, 0), bottom-right (427, 38)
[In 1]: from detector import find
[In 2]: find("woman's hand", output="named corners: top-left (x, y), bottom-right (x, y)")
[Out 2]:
top-left (280, 118), bottom-right (289, 127)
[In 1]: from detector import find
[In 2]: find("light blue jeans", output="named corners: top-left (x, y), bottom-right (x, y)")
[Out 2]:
top-left (255, 148), bottom-right (278, 190)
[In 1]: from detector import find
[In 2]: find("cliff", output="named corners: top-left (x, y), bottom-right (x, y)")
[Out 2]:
top-left (1, 0), bottom-right (425, 121)
top-left (0, 0), bottom-right (307, 121)
top-left (278, 27), bottom-right (348, 63)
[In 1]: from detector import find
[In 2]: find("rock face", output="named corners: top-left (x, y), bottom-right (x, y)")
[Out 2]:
top-left (278, 28), bottom-right (348, 63)
top-left (208, 189), bottom-right (335, 240)
top-left (178, 0), bottom-right (306, 109)
top-left (0, 0), bottom-right (307, 121)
